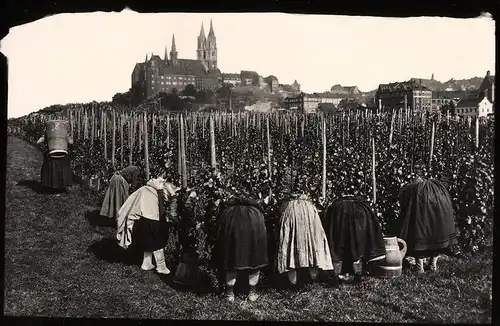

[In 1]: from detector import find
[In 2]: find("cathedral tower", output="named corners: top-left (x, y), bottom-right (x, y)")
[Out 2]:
top-left (170, 34), bottom-right (178, 66)
top-left (206, 19), bottom-right (217, 70)
top-left (197, 22), bottom-right (207, 61)
top-left (197, 20), bottom-right (217, 70)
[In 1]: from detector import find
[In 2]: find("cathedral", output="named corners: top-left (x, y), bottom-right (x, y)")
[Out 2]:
top-left (131, 20), bottom-right (222, 99)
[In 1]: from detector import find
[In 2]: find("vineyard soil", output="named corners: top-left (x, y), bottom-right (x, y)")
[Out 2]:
top-left (4, 136), bottom-right (492, 322)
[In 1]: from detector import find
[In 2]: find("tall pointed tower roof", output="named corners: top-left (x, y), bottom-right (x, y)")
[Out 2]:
top-left (208, 19), bottom-right (215, 38)
top-left (199, 22), bottom-right (206, 40)
top-left (164, 45), bottom-right (168, 61)
top-left (145, 53), bottom-right (148, 62)
top-left (171, 34), bottom-right (177, 52)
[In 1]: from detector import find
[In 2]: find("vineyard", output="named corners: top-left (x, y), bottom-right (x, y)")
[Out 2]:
top-left (8, 103), bottom-right (495, 257)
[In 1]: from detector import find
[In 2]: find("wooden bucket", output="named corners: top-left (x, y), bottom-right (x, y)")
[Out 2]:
top-left (367, 236), bottom-right (407, 278)
top-left (375, 265), bottom-right (403, 277)
top-left (173, 252), bottom-right (199, 286)
top-left (46, 120), bottom-right (69, 158)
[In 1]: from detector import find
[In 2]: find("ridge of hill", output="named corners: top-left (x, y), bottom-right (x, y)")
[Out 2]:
top-left (361, 76), bottom-right (486, 96)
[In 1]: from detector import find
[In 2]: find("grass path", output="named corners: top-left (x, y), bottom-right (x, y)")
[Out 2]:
top-left (4, 136), bottom-right (493, 322)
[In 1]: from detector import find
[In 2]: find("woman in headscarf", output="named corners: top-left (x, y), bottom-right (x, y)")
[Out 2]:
top-left (116, 177), bottom-right (180, 274)
top-left (215, 196), bottom-right (268, 302)
top-left (100, 166), bottom-right (141, 220)
top-left (277, 194), bottom-right (334, 289)
top-left (322, 196), bottom-right (386, 282)
top-left (398, 176), bottom-right (457, 273)
top-left (36, 131), bottom-right (73, 194)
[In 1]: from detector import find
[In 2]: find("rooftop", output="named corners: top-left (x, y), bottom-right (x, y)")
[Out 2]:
top-left (455, 97), bottom-right (484, 108)
top-left (378, 80), bottom-right (430, 93)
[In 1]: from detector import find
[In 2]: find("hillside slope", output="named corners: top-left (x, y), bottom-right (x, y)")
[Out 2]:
top-left (4, 135), bottom-right (492, 322)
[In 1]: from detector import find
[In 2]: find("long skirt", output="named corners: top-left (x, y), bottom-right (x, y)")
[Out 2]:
top-left (216, 205), bottom-right (268, 271)
top-left (100, 173), bottom-right (130, 219)
top-left (132, 217), bottom-right (169, 252)
top-left (322, 197), bottom-right (386, 263)
top-left (40, 154), bottom-right (72, 190)
top-left (398, 178), bottom-right (457, 256)
top-left (277, 200), bottom-right (334, 273)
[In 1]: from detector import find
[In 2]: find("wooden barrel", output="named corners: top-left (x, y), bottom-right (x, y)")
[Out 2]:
top-left (46, 120), bottom-right (69, 158)
top-left (173, 252), bottom-right (199, 286)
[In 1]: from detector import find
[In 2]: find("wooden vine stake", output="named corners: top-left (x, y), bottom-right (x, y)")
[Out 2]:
top-left (100, 111), bottom-right (104, 141)
top-left (103, 110), bottom-right (107, 161)
top-left (475, 117), bottom-right (480, 149)
top-left (209, 114), bottom-right (217, 172)
top-left (84, 108), bottom-right (88, 140)
top-left (76, 109), bottom-right (81, 140)
top-left (111, 109), bottom-right (116, 168)
top-left (128, 119), bottom-right (133, 166)
top-left (138, 114), bottom-right (143, 151)
top-left (180, 114), bottom-right (188, 188)
top-left (69, 110), bottom-right (74, 137)
top-left (322, 114), bottom-right (327, 200)
top-left (389, 109), bottom-right (395, 149)
top-left (91, 106), bottom-right (95, 143)
top-left (152, 114), bottom-right (156, 146)
top-left (120, 113), bottom-right (124, 169)
top-left (371, 135), bottom-right (377, 204)
top-left (166, 115), bottom-right (170, 146)
top-left (429, 121), bottom-right (436, 171)
top-left (266, 114), bottom-right (272, 200)
top-left (143, 112), bottom-right (150, 180)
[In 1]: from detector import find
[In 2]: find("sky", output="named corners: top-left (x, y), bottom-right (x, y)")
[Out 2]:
top-left (1, 11), bottom-right (496, 118)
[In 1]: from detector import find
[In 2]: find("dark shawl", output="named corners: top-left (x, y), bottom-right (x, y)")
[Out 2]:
top-left (215, 197), bottom-right (268, 270)
top-left (322, 196), bottom-right (386, 263)
top-left (398, 178), bottom-right (457, 254)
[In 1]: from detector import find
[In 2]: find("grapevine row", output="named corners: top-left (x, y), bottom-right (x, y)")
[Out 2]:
top-left (7, 104), bottom-right (495, 255)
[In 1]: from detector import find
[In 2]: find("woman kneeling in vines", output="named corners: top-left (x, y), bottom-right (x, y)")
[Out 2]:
top-left (214, 194), bottom-right (269, 302)
top-left (322, 196), bottom-right (386, 282)
top-left (277, 194), bottom-right (334, 289)
top-left (116, 177), bottom-right (180, 275)
top-left (398, 176), bottom-right (457, 273)
top-left (100, 165), bottom-right (141, 221)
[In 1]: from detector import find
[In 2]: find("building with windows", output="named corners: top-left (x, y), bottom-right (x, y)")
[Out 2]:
top-left (131, 20), bottom-right (222, 99)
top-left (455, 97), bottom-right (493, 117)
top-left (376, 80), bottom-right (432, 112)
top-left (221, 73), bottom-right (242, 87)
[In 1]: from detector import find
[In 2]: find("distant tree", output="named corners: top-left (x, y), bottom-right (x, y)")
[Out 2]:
top-left (441, 101), bottom-right (455, 115)
top-left (205, 89), bottom-right (216, 104)
top-left (168, 88), bottom-right (177, 97)
top-left (181, 84), bottom-right (197, 97)
top-left (216, 83), bottom-right (233, 99)
top-left (112, 91), bottom-right (130, 106)
top-left (129, 86), bottom-right (143, 106)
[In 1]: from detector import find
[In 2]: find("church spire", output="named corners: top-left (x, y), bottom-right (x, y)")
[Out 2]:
top-left (199, 22), bottom-right (206, 40)
top-left (170, 34), bottom-right (178, 65)
top-left (208, 19), bottom-right (215, 38)
top-left (164, 45), bottom-right (168, 61)
top-left (171, 35), bottom-right (177, 53)
top-left (145, 53), bottom-right (148, 62)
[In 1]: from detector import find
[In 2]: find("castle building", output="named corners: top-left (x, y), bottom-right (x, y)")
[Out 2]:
top-left (131, 20), bottom-right (222, 99)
